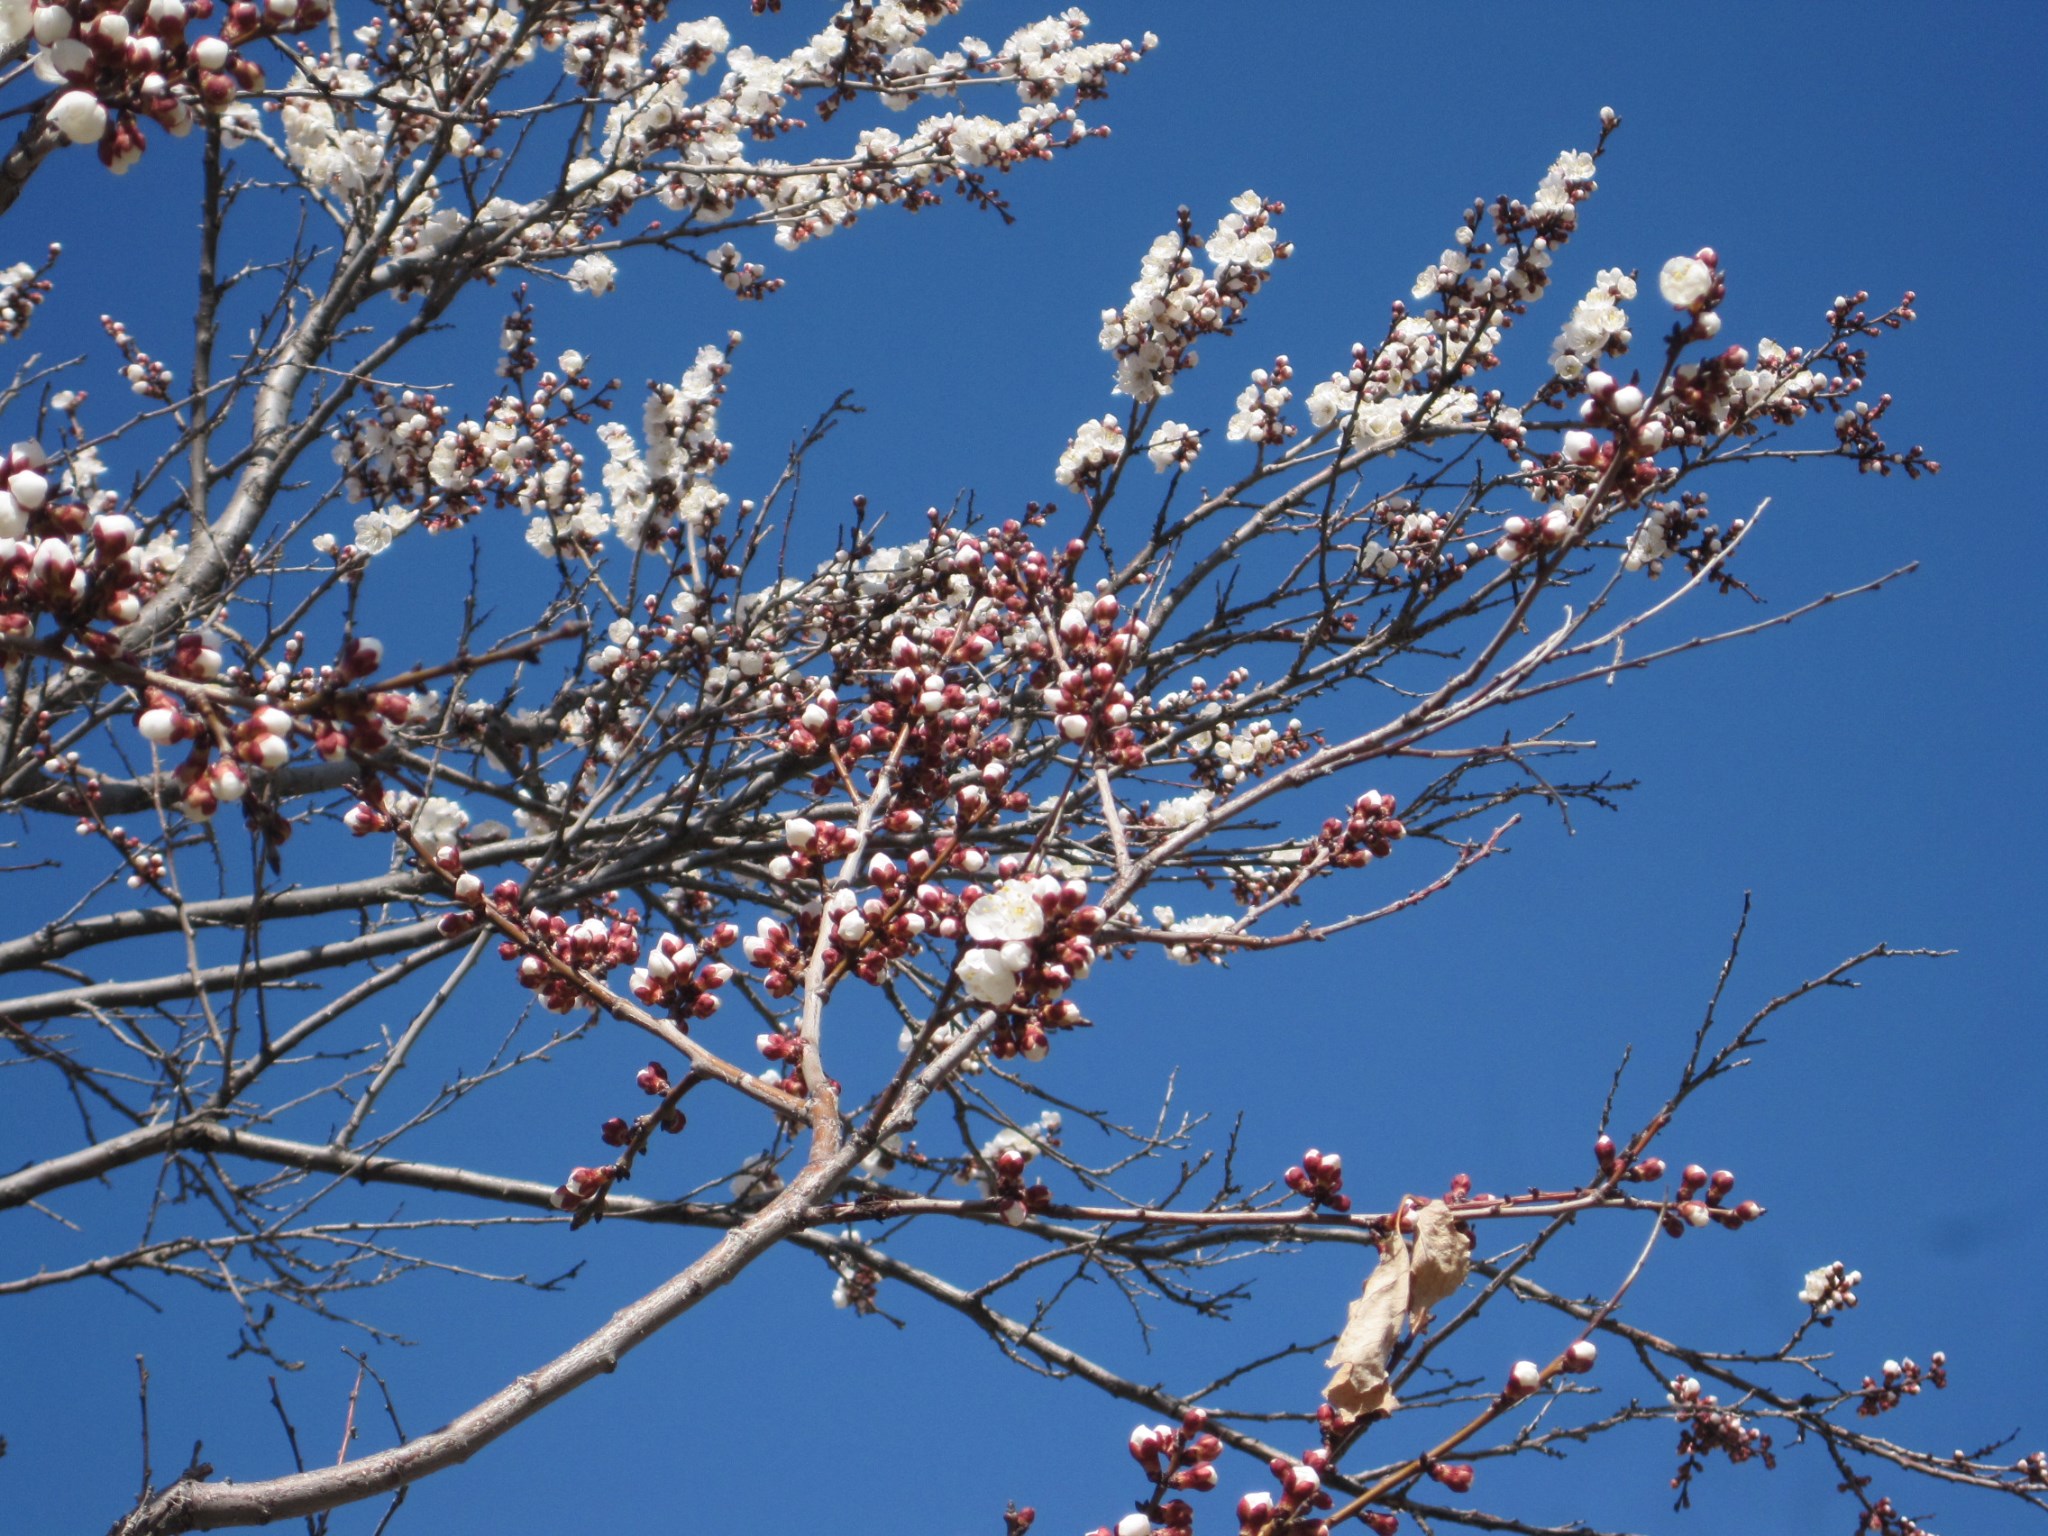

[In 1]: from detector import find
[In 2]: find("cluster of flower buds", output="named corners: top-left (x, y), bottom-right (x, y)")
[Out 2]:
top-left (596, 1058), bottom-right (691, 1150)
top-left (1593, 1135), bottom-right (1667, 1186)
top-left (985, 1144), bottom-right (1053, 1227)
top-left (1356, 497), bottom-right (1450, 584)
top-left (1622, 490), bottom-right (1725, 577)
top-left (1798, 1260), bottom-right (1863, 1318)
top-left (128, 628), bottom-right (424, 822)
top-left (67, 813), bottom-right (166, 889)
top-left (1283, 1148), bottom-right (1349, 1212)
top-left (1663, 1162), bottom-right (1764, 1236)
top-left (29, 0), bottom-right (308, 176)
top-left (0, 440), bottom-right (174, 637)
top-left (829, 1259), bottom-right (880, 1314)
top-left (1048, 592), bottom-right (1147, 768)
top-left (766, 814), bottom-right (860, 884)
top-left (751, 1028), bottom-right (844, 1103)
top-left (740, 913), bottom-right (804, 998)
top-left (1856, 1354), bottom-right (1945, 1418)
top-left (100, 314), bottom-right (173, 397)
top-left (1129, 1410), bottom-right (1225, 1496)
top-left (495, 900), bottom-right (644, 1014)
top-left (1492, 503), bottom-right (1580, 564)
top-left (1424, 1461), bottom-right (1475, 1494)
top-left (628, 927), bottom-right (738, 1021)
top-left (1237, 1449), bottom-right (1335, 1536)
top-left (1854, 1496), bottom-right (1928, 1536)
top-left (1314, 789), bottom-right (1405, 870)
top-left (1669, 1373), bottom-right (1776, 1494)
top-left (780, 683), bottom-right (843, 758)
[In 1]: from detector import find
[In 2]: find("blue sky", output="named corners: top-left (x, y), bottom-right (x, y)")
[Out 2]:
top-left (3, 5), bottom-right (2044, 1535)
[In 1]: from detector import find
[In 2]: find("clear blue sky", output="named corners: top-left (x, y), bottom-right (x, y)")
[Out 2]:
top-left (3, 5), bottom-right (2043, 1535)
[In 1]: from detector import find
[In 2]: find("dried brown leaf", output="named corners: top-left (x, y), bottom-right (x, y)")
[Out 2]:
top-left (1323, 1228), bottom-right (1410, 1416)
top-left (1406, 1198), bottom-right (1471, 1332)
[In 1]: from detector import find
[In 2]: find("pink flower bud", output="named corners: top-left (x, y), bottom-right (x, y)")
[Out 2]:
top-left (31, 536), bottom-right (76, 591)
top-left (1505, 1360), bottom-right (1542, 1398)
top-left (91, 513), bottom-right (138, 555)
top-left (247, 731), bottom-right (290, 771)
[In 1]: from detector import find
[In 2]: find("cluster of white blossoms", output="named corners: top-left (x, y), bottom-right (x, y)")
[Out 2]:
top-left (1147, 905), bottom-right (1237, 965)
top-left (1286, 149), bottom-right (1605, 457)
top-left (1550, 267), bottom-right (1636, 380)
top-left (382, 791), bottom-right (469, 849)
top-left (565, 252), bottom-right (617, 296)
top-left (572, 8), bottom-right (1154, 255)
top-left (1148, 789), bottom-right (1214, 831)
top-left (1182, 711), bottom-right (1286, 785)
top-left (955, 878), bottom-right (1052, 1008)
top-left (0, 255), bottom-right (46, 343)
top-left (1055, 415), bottom-right (1126, 491)
top-left (1303, 372), bottom-right (1482, 453)
top-left (1713, 337), bottom-right (1828, 426)
top-left (1622, 507), bottom-right (1680, 572)
top-left (348, 505), bottom-right (416, 556)
top-left (277, 62), bottom-right (387, 196)
top-left (1098, 192), bottom-right (1289, 403)
top-left (596, 343), bottom-right (735, 551)
top-left (1226, 363), bottom-right (1292, 444)
top-left (1144, 420), bottom-right (1200, 472)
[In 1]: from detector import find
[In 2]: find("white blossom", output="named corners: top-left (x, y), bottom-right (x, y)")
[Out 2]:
top-left (49, 90), bottom-right (108, 146)
top-left (567, 252), bottom-right (618, 296)
top-left (1659, 254), bottom-right (1713, 309)
top-left (388, 793), bottom-right (468, 847)
top-left (964, 880), bottom-right (1048, 943)
top-left (956, 948), bottom-right (1019, 1007)
top-left (351, 505), bottom-right (416, 555)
